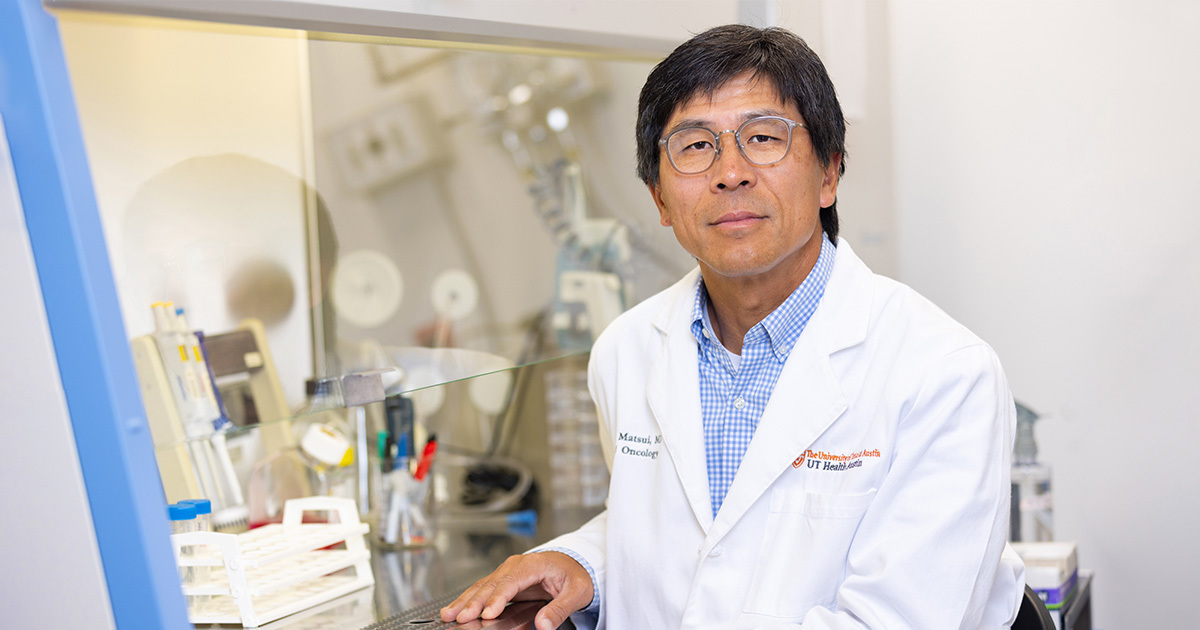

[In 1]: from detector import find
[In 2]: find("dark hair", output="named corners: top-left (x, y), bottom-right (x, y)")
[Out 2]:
top-left (636, 25), bottom-right (847, 242)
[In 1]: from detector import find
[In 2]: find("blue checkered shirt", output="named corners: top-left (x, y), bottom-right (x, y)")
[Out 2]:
top-left (693, 234), bottom-right (834, 517)
top-left (541, 234), bottom-right (834, 616)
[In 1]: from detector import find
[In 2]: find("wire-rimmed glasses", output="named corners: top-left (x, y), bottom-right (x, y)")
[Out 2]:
top-left (659, 115), bottom-right (806, 175)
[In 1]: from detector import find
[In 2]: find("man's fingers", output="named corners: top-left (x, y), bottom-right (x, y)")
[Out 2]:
top-left (440, 552), bottom-right (591, 625)
top-left (455, 582), bottom-right (501, 623)
top-left (441, 579), bottom-right (494, 622)
top-left (533, 599), bottom-right (572, 630)
top-left (440, 555), bottom-right (543, 622)
top-left (477, 562), bottom-right (554, 618)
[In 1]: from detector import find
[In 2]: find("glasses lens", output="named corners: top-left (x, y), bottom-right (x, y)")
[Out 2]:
top-left (665, 128), bottom-right (718, 174)
top-left (739, 117), bottom-right (792, 165)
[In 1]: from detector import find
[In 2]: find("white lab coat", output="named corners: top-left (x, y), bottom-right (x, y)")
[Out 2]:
top-left (537, 240), bottom-right (1025, 629)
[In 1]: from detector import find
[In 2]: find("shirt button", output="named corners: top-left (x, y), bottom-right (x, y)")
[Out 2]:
top-left (733, 396), bottom-right (747, 410)
top-left (709, 546), bottom-right (725, 558)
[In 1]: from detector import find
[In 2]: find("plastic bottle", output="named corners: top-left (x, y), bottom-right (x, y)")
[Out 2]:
top-left (1011, 402), bottom-right (1053, 542)
top-left (247, 378), bottom-right (356, 527)
top-left (247, 445), bottom-right (314, 528)
top-left (294, 377), bottom-right (356, 502)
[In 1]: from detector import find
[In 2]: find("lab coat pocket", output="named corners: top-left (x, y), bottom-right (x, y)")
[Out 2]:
top-left (743, 487), bottom-right (877, 619)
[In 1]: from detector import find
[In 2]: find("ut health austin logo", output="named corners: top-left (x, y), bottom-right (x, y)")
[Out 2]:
top-left (792, 448), bottom-right (882, 471)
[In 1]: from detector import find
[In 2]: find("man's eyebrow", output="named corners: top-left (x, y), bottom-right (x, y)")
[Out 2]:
top-left (665, 109), bottom-right (793, 135)
top-left (665, 117), bottom-right (712, 135)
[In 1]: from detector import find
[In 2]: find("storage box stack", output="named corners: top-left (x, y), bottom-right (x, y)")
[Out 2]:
top-left (1012, 541), bottom-right (1078, 627)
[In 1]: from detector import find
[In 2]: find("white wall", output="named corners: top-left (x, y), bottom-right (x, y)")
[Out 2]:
top-left (890, 1), bottom-right (1200, 626)
top-left (782, 0), bottom-right (899, 277)
top-left (59, 15), bottom-right (315, 406)
top-left (0, 117), bottom-right (117, 630)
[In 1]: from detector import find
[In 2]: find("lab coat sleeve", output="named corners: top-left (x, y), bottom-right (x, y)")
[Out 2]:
top-left (529, 510), bottom-right (607, 630)
top-left (801, 343), bottom-right (1021, 629)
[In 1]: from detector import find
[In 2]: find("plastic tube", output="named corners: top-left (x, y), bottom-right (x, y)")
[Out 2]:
top-left (179, 499), bottom-right (212, 612)
top-left (168, 502), bottom-right (198, 587)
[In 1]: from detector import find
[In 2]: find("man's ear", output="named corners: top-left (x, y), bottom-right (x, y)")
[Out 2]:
top-left (820, 153), bottom-right (842, 209)
top-left (649, 183), bottom-right (671, 227)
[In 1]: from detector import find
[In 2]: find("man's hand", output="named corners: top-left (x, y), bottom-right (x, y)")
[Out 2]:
top-left (440, 551), bottom-right (594, 630)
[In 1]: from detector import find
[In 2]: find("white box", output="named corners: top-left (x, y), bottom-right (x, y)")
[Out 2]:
top-left (1012, 541), bottom-right (1078, 611)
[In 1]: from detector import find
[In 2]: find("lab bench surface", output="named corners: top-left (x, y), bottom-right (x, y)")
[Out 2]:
top-left (192, 507), bottom-right (598, 630)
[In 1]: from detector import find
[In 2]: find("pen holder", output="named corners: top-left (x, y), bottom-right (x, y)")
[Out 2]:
top-left (375, 468), bottom-right (435, 548)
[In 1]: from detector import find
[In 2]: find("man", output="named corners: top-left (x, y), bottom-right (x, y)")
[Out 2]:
top-left (443, 24), bottom-right (1025, 629)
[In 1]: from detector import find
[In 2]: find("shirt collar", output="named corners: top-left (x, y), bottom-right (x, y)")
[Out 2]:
top-left (690, 233), bottom-right (835, 362)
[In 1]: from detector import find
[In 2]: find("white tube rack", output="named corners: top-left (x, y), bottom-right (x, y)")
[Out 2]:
top-left (171, 497), bottom-right (374, 627)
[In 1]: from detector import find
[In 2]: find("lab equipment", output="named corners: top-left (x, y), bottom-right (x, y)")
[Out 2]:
top-left (179, 499), bottom-right (213, 613)
top-left (168, 502), bottom-right (198, 611)
top-left (413, 434), bottom-right (438, 482)
top-left (361, 594), bottom-right (541, 630)
top-left (175, 308), bottom-right (247, 520)
top-left (378, 466), bottom-right (434, 548)
top-left (439, 508), bottom-right (538, 537)
top-left (294, 377), bottom-right (356, 501)
top-left (246, 444), bottom-right (313, 529)
top-left (385, 395), bottom-right (416, 460)
top-left (169, 497), bottom-right (374, 627)
top-left (135, 304), bottom-right (249, 529)
top-left (1011, 541), bottom-right (1079, 616)
top-left (376, 432), bottom-right (436, 548)
top-left (181, 498), bottom-right (212, 533)
top-left (544, 358), bottom-right (608, 509)
top-left (1011, 402), bottom-right (1054, 542)
top-left (247, 379), bottom-right (356, 527)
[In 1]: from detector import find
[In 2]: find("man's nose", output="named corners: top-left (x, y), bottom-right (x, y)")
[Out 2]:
top-left (712, 132), bottom-right (755, 190)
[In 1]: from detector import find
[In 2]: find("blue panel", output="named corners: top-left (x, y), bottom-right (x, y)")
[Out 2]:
top-left (0, 1), bottom-right (189, 628)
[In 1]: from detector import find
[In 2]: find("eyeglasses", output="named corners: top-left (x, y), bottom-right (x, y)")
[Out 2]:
top-left (658, 115), bottom-right (806, 175)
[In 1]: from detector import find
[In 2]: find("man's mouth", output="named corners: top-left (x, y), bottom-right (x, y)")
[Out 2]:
top-left (712, 211), bottom-right (764, 228)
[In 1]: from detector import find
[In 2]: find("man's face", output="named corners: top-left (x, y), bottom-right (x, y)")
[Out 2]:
top-left (649, 72), bottom-right (841, 285)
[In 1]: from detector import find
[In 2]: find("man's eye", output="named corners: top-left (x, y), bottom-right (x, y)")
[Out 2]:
top-left (746, 134), bottom-right (782, 145)
top-left (681, 140), bottom-right (714, 152)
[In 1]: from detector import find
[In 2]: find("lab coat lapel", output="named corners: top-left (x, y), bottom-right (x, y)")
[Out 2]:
top-left (645, 269), bottom-right (714, 531)
top-left (705, 335), bottom-right (846, 544)
top-left (705, 240), bottom-right (872, 546)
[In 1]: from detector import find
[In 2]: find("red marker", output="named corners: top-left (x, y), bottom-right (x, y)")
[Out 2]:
top-left (413, 434), bottom-right (438, 481)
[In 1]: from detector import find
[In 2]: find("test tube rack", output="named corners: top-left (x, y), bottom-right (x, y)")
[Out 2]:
top-left (170, 497), bottom-right (374, 628)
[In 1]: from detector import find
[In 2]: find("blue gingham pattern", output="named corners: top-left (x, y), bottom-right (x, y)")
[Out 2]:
top-left (693, 234), bottom-right (834, 517)
top-left (538, 546), bottom-right (601, 614)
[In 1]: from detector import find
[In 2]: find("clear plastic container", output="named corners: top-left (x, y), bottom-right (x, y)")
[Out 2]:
top-left (178, 499), bottom-right (213, 613)
top-left (1011, 403), bottom-right (1053, 542)
top-left (376, 467), bottom-right (434, 548)
top-left (168, 502), bottom-right (198, 590)
top-left (247, 447), bottom-right (315, 528)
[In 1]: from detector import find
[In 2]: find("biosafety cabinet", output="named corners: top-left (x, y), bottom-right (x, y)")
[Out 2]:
top-left (0, 1), bottom-right (759, 628)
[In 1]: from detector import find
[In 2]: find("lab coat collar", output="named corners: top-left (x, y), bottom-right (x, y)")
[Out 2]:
top-left (646, 266), bottom-right (714, 529)
top-left (651, 238), bottom-right (869, 354)
top-left (646, 239), bottom-right (874, 538)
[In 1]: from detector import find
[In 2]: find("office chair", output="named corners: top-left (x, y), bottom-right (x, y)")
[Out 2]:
top-left (1012, 584), bottom-right (1056, 630)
